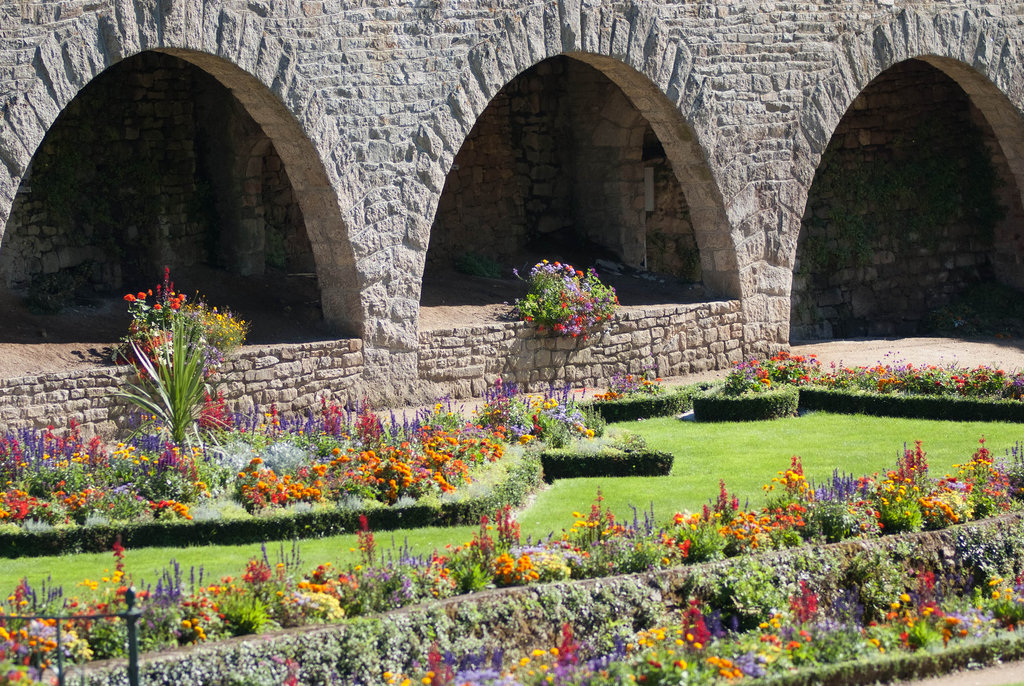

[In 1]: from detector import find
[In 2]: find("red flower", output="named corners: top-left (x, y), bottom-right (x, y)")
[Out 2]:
top-left (123, 294), bottom-right (136, 302)
top-left (154, 304), bottom-right (162, 311)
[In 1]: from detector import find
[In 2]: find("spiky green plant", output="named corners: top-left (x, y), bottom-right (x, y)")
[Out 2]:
top-left (115, 315), bottom-right (210, 446)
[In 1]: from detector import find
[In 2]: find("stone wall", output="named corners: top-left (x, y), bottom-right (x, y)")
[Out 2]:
top-left (0, 301), bottom-right (741, 436)
top-left (0, 339), bottom-right (364, 437)
top-left (5, 2), bottom-right (1024, 387)
top-left (426, 56), bottom-right (697, 277)
top-left (644, 131), bottom-right (700, 280)
top-left (418, 300), bottom-right (744, 399)
top-left (791, 59), bottom-right (1024, 339)
top-left (0, 50), bottom-right (314, 301)
top-left (0, 51), bottom-right (209, 291)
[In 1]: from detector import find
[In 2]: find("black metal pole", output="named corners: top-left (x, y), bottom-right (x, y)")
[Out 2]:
top-left (124, 588), bottom-right (141, 686)
top-left (56, 619), bottom-right (64, 686)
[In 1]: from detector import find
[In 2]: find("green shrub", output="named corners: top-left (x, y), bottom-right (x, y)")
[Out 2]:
top-left (798, 387), bottom-right (1024, 422)
top-left (539, 447), bottom-right (673, 482)
top-left (454, 252), bottom-right (504, 279)
top-left (692, 385), bottom-right (799, 422)
top-left (584, 386), bottom-right (700, 423)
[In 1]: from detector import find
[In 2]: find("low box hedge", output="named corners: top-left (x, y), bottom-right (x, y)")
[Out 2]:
top-left (539, 447), bottom-right (674, 481)
top-left (583, 386), bottom-right (699, 423)
top-left (798, 386), bottom-right (1024, 422)
top-left (0, 453), bottom-right (542, 558)
top-left (77, 513), bottom-right (1024, 686)
top-left (692, 385), bottom-right (799, 422)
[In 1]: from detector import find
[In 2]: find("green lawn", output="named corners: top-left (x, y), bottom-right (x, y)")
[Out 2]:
top-left (4, 412), bottom-right (1022, 592)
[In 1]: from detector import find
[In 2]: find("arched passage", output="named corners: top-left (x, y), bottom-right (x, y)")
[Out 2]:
top-left (0, 48), bottom-right (360, 341)
top-left (792, 57), bottom-right (1024, 339)
top-left (420, 53), bottom-right (739, 318)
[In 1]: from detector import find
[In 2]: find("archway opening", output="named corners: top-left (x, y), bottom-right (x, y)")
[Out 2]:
top-left (420, 55), bottom-right (709, 328)
top-left (792, 58), bottom-right (1024, 340)
top-left (0, 50), bottom-right (332, 351)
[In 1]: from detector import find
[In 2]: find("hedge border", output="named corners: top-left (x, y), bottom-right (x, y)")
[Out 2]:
top-left (582, 387), bottom-right (698, 423)
top-left (0, 453), bottom-right (542, 559)
top-left (539, 448), bottom-right (674, 481)
top-left (763, 632), bottom-right (1024, 686)
top-left (692, 385), bottom-right (799, 422)
top-left (799, 386), bottom-right (1024, 422)
top-left (76, 513), bottom-right (1024, 685)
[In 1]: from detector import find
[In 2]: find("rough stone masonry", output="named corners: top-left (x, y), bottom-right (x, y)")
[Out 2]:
top-left (2, 0), bottom-right (1024, 410)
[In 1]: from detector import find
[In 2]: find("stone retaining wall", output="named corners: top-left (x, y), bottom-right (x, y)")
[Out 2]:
top-left (0, 301), bottom-right (742, 436)
top-left (0, 339), bottom-right (364, 437)
top-left (418, 300), bottom-right (744, 399)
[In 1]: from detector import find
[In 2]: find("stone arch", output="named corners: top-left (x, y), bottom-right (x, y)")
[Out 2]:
top-left (0, 39), bottom-right (360, 336)
top-left (789, 8), bottom-right (1024, 340)
top-left (795, 8), bottom-right (1024, 263)
top-left (418, 6), bottom-right (740, 304)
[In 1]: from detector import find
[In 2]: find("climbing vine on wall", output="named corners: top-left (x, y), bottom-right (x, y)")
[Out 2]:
top-left (799, 117), bottom-right (1004, 274)
top-left (31, 143), bottom-right (167, 261)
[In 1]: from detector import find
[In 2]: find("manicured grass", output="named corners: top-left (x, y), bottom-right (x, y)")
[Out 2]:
top-left (4, 412), bottom-right (1022, 593)
top-left (1, 524), bottom-right (479, 596)
top-left (522, 412), bottom-right (1024, 535)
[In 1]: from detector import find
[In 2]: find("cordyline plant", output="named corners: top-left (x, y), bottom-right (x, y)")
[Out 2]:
top-left (116, 315), bottom-right (212, 446)
top-left (512, 260), bottom-right (617, 338)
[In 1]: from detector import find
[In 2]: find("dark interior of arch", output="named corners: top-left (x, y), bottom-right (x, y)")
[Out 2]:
top-left (791, 58), bottom-right (1024, 340)
top-left (422, 55), bottom-right (705, 309)
top-left (0, 51), bottom-right (326, 342)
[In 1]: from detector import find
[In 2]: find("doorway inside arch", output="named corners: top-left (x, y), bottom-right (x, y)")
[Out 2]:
top-left (791, 59), bottom-right (1024, 340)
top-left (420, 55), bottom-right (708, 330)
top-left (0, 50), bottom-right (330, 367)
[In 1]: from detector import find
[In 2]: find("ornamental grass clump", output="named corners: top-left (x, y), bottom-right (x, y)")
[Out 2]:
top-left (116, 315), bottom-right (211, 447)
top-left (511, 260), bottom-right (617, 337)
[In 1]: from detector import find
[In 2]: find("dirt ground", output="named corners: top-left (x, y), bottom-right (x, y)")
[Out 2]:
top-left (0, 262), bottom-right (710, 379)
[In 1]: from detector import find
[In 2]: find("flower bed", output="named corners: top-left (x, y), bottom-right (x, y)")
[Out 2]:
top-left (584, 370), bottom-right (709, 422)
top-left (0, 384), bottom-right (607, 556)
top-left (0, 452), bottom-right (542, 557)
top-left (4, 438), bottom-right (1024, 682)
top-left (10, 511), bottom-right (1024, 684)
top-left (712, 350), bottom-right (1024, 422)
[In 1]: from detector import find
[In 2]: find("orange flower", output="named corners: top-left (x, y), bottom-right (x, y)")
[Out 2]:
top-left (123, 294), bottom-right (136, 302)
top-left (154, 304), bottom-right (162, 310)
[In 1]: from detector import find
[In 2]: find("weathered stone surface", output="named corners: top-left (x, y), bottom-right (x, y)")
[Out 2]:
top-left (2, 1), bottom-right (1024, 418)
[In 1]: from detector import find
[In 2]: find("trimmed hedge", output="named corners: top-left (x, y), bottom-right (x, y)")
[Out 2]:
top-left (799, 386), bottom-right (1024, 422)
top-left (76, 513), bottom-right (1024, 686)
top-left (692, 385), bottom-right (799, 422)
top-left (583, 386), bottom-right (702, 423)
top-left (539, 447), bottom-right (674, 482)
top-left (0, 454), bottom-right (542, 559)
top-left (763, 632), bottom-right (1024, 686)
